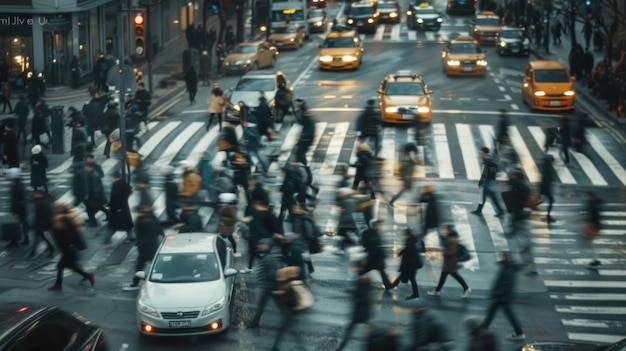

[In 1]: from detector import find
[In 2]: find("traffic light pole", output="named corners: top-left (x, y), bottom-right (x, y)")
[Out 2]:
top-left (140, 2), bottom-right (154, 95)
top-left (116, 9), bottom-right (129, 183)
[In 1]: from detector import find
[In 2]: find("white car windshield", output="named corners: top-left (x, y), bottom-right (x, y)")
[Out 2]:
top-left (235, 78), bottom-right (275, 91)
top-left (150, 253), bottom-right (220, 283)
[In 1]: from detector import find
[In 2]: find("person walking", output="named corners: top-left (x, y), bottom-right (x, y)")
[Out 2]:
top-left (70, 115), bottom-right (88, 163)
top-left (133, 82), bottom-right (152, 132)
top-left (30, 144), bottom-right (48, 192)
top-left (539, 155), bottom-right (556, 223)
top-left (243, 113), bottom-right (269, 175)
top-left (418, 185), bottom-right (440, 237)
top-left (184, 66), bottom-right (198, 105)
top-left (255, 91), bottom-right (273, 140)
top-left (29, 190), bottom-right (55, 258)
top-left (103, 100), bottom-right (120, 158)
top-left (82, 95), bottom-right (103, 152)
top-left (360, 220), bottom-right (392, 290)
top-left (246, 238), bottom-right (285, 328)
top-left (543, 121), bottom-right (557, 153)
top-left (582, 20), bottom-right (593, 50)
top-left (428, 224), bottom-right (471, 297)
top-left (207, 83), bottom-right (226, 131)
top-left (123, 204), bottom-right (163, 290)
top-left (583, 191), bottom-right (603, 269)
top-left (47, 203), bottom-right (95, 291)
top-left (389, 142), bottom-right (419, 206)
top-left (294, 99), bottom-right (315, 165)
top-left (71, 161), bottom-right (88, 207)
top-left (241, 200), bottom-right (280, 273)
top-left (103, 171), bottom-right (135, 244)
top-left (174, 201), bottom-right (203, 233)
top-left (2, 81), bottom-right (12, 114)
top-left (199, 50), bottom-right (211, 86)
top-left (336, 275), bottom-right (372, 351)
top-left (2, 122), bottom-right (19, 168)
top-left (217, 193), bottom-right (239, 255)
top-left (84, 161), bottom-right (107, 227)
top-left (162, 166), bottom-right (181, 223)
top-left (335, 187), bottom-right (358, 254)
top-left (352, 143), bottom-right (376, 199)
top-left (179, 161), bottom-right (202, 201)
top-left (551, 19), bottom-right (562, 45)
top-left (559, 115), bottom-right (571, 166)
top-left (480, 252), bottom-right (525, 340)
top-left (7, 168), bottom-right (28, 247)
top-left (31, 99), bottom-right (51, 148)
top-left (471, 147), bottom-right (505, 218)
top-left (356, 99), bottom-right (382, 157)
top-left (14, 95), bottom-right (29, 145)
top-left (388, 228), bottom-right (423, 299)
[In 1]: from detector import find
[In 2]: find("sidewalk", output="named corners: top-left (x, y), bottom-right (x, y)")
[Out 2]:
top-left (528, 21), bottom-right (626, 136)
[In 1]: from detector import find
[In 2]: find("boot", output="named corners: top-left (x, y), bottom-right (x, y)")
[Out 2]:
top-left (471, 204), bottom-right (484, 216)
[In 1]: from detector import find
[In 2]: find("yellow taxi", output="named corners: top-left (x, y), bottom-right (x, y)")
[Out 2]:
top-left (268, 23), bottom-right (306, 50)
top-left (318, 25), bottom-right (364, 70)
top-left (222, 41), bottom-right (279, 74)
top-left (522, 60), bottom-right (576, 111)
top-left (378, 70), bottom-right (433, 123)
top-left (471, 11), bottom-right (501, 44)
top-left (441, 35), bottom-right (487, 76)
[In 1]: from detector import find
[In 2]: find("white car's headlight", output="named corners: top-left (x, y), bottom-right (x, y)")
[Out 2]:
top-left (499, 41), bottom-right (507, 47)
top-left (202, 297), bottom-right (225, 316)
top-left (406, 10), bottom-right (413, 15)
top-left (534, 91), bottom-right (546, 96)
top-left (315, 21), bottom-right (322, 26)
top-left (290, 38), bottom-right (295, 42)
top-left (390, 12), bottom-right (398, 17)
top-left (385, 106), bottom-right (398, 113)
top-left (233, 103), bottom-right (240, 111)
top-left (477, 60), bottom-right (488, 66)
top-left (367, 18), bottom-right (374, 23)
top-left (437, 17), bottom-right (443, 23)
top-left (319, 55), bottom-right (333, 63)
top-left (417, 18), bottom-right (424, 23)
top-left (138, 297), bottom-right (159, 318)
top-left (564, 90), bottom-right (575, 96)
top-left (224, 61), bottom-right (230, 66)
top-left (418, 106), bottom-right (430, 113)
top-left (244, 59), bottom-right (252, 64)
top-left (447, 60), bottom-right (460, 66)
top-left (347, 19), bottom-right (354, 24)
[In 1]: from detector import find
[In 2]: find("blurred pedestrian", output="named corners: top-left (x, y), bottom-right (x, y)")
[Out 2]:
top-left (123, 205), bottom-right (163, 291)
top-left (184, 66), bottom-right (198, 105)
top-left (465, 317), bottom-right (499, 351)
top-left (428, 224), bottom-right (471, 298)
top-left (199, 50), bottom-right (211, 86)
top-left (356, 99), bottom-right (382, 157)
top-left (2, 122), bottom-right (19, 168)
top-left (335, 187), bottom-right (358, 254)
top-left (406, 300), bottom-right (454, 350)
top-left (582, 20), bottom-right (592, 49)
top-left (48, 203), bottom-right (94, 291)
top-left (84, 161), bottom-right (107, 227)
top-left (179, 160), bottom-right (202, 201)
top-left (29, 190), bottom-right (55, 258)
top-left (208, 83), bottom-right (226, 131)
top-left (103, 171), bottom-right (135, 245)
top-left (247, 238), bottom-right (286, 328)
top-left (352, 143), bottom-right (376, 199)
top-left (32, 99), bottom-right (51, 148)
top-left (217, 193), bottom-right (239, 255)
top-left (471, 147), bottom-right (505, 218)
top-left (480, 252), bottom-right (525, 340)
top-left (418, 185), bottom-right (440, 237)
top-left (241, 200), bottom-right (281, 273)
top-left (71, 161), bottom-right (87, 207)
top-left (174, 200), bottom-right (203, 233)
top-left (30, 144), bottom-right (48, 192)
top-left (539, 155), bottom-right (556, 223)
top-left (14, 95), bottom-right (29, 145)
top-left (103, 100), bottom-right (120, 158)
top-left (134, 82), bottom-right (152, 132)
top-left (336, 275), bottom-right (372, 351)
top-left (243, 112), bottom-right (269, 175)
top-left (583, 191), bottom-right (602, 269)
top-left (294, 99), bottom-right (315, 165)
top-left (494, 110), bottom-right (509, 152)
top-left (388, 228), bottom-right (423, 299)
top-left (543, 121), bottom-right (557, 153)
top-left (360, 220), bottom-right (392, 290)
top-left (558, 115), bottom-right (571, 166)
top-left (389, 142), bottom-right (419, 206)
top-left (255, 91), bottom-right (273, 140)
top-left (7, 168), bottom-right (27, 247)
top-left (162, 166), bottom-right (180, 223)
top-left (2, 81), bottom-right (12, 114)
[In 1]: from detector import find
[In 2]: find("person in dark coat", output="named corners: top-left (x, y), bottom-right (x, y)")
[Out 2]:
top-left (162, 166), bottom-right (180, 223)
top-left (84, 161), bottom-right (107, 227)
top-left (123, 205), bottom-right (163, 290)
top-left (336, 275), bottom-right (372, 351)
top-left (582, 48), bottom-right (595, 80)
top-left (71, 161), bottom-right (87, 207)
top-left (208, 26), bottom-right (217, 52)
top-left (407, 301), bottom-right (454, 350)
top-left (103, 101), bottom-right (120, 158)
top-left (103, 171), bottom-right (135, 244)
top-left (539, 155), bottom-right (556, 223)
top-left (355, 99), bottom-right (382, 157)
top-left (185, 23), bottom-right (196, 48)
top-left (278, 164), bottom-right (299, 221)
top-left (465, 317), bottom-right (499, 351)
top-left (352, 143), bottom-right (376, 199)
top-left (281, 232), bottom-right (307, 281)
top-left (334, 188), bottom-right (358, 253)
top-left (584, 191), bottom-right (602, 269)
top-left (175, 201), bottom-right (203, 233)
top-left (217, 193), bottom-right (239, 254)
top-left (7, 168), bottom-right (27, 247)
top-left (255, 91), bottom-right (273, 139)
top-left (29, 190), bottom-right (55, 258)
top-left (249, 174), bottom-right (270, 206)
top-left (30, 144), bottom-right (48, 192)
top-left (93, 53), bottom-right (109, 92)
top-left (47, 203), bottom-right (95, 291)
top-left (471, 147), bottom-right (505, 217)
top-left (388, 229), bottom-right (423, 299)
top-left (241, 201), bottom-right (280, 273)
top-left (70, 112), bottom-right (88, 162)
top-left (14, 95), bottom-right (29, 145)
top-left (494, 109), bottom-right (510, 151)
top-left (389, 142), bottom-right (419, 206)
top-left (428, 224), bottom-right (471, 297)
top-left (543, 121), bottom-right (557, 153)
top-left (82, 96), bottom-right (104, 151)
top-left (359, 220), bottom-right (392, 289)
top-left (2, 122), bottom-right (19, 168)
top-left (558, 115), bottom-right (571, 166)
top-left (246, 238), bottom-right (285, 328)
top-left (184, 66), bottom-right (198, 105)
top-left (31, 99), bottom-right (51, 148)
top-left (480, 252), bottom-right (525, 340)
top-left (133, 82), bottom-right (152, 132)
top-left (294, 99), bottom-right (315, 165)
top-left (418, 185), bottom-right (440, 237)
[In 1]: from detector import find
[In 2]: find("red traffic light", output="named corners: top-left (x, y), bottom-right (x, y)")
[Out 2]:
top-left (134, 14), bottom-right (144, 25)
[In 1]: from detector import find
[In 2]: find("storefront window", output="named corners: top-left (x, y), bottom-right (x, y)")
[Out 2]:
top-left (0, 36), bottom-right (33, 78)
top-left (78, 11), bottom-right (90, 73)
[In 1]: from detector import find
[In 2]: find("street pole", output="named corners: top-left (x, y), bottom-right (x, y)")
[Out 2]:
top-left (544, 0), bottom-right (552, 54)
top-left (116, 9), bottom-right (128, 183)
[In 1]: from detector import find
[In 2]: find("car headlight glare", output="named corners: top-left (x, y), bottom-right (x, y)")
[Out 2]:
top-left (385, 106), bottom-right (398, 113)
top-left (418, 106), bottom-right (430, 113)
top-left (138, 298), bottom-right (159, 318)
top-left (534, 91), bottom-right (546, 96)
top-left (417, 18), bottom-right (424, 23)
top-left (290, 38), bottom-right (295, 42)
top-left (406, 10), bottom-right (413, 15)
top-left (564, 90), bottom-right (575, 96)
top-left (477, 60), bottom-right (488, 66)
top-left (244, 59), bottom-right (251, 64)
top-left (342, 55), bottom-right (358, 62)
top-left (347, 19), bottom-right (354, 24)
top-left (390, 12), bottom-right (398, 17)
top-left (367, 18), bottom-right (374, 23)
top-left (224, 61), bottom-right (230, 66)
top-left (319, 55), bottom-right (333, 62)
top-left (202, 297), bottom-right (225, 316)
top-left (447, 60), bottom-right (460, 66)
top-left (315, 21), bottom-right (322, 26)
top-left (232, 103), bottom-right (240, 111)
top-left (499, 41), bottom-right (507, 47)
top-left (437, 17), bottom-right (443, 23)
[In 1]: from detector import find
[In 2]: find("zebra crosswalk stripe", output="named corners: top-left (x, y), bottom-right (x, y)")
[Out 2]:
top-left (432, 123), bottom-right (454, 179)
top-left (527, 126), bottom-right (577, 184)
top-left (571, 150), bottom-right (608, 186)
top-left (586, 132), bottom-right (626, 186)
top-left (320, 122), bottom-right (350, 174)
top-left (457, 123), bottom-right (481, 180)
top-left (509, 126), bottom-right (541, 183)
top-left (155, 122), bottom-right (204, 169)
top-left (138, 121), bottom-right (181, 156)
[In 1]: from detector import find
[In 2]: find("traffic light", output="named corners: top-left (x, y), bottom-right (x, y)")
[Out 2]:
top-left (134, 13), bottom-right (146, 58)
top-left (211, 0), bottom-right (221, 14)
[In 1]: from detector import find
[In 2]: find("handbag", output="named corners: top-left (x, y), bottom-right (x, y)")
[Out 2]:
top-left (1, 221), bottom-right (22, 242)
top-left (582, 222), bottom-right (599, 237)
top-left (457, 243), bottom-right (470, 262)
top-left (290, 280), bottom-right (314, 311)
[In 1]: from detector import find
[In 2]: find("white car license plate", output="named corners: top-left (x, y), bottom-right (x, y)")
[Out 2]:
top-left (402, 114), bottom-right (414, 120)
top-left (550, 101), bottom-right (561, 106)
top-left (464, 67), bottom-right (472, 72)
top-left (358, 21), bottom-right (363, 25)
top-left (169, 320), bottom-right (191, 328)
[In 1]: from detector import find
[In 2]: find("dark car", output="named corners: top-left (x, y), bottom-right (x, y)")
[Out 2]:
top-left (497, 27), bottom-right (530, 56)
top-left (346, 2), bottom-right (380, 34)
top-left (0, 303), bottom-right (108, 351)
top-left (377, 0), bottom-right (401, 24)
top-left (407, 2), bottom-right (444, 30)
top-left (446, 0), bottom-right (476, 14)
top-left (516, 338), bottom-right (626, 351)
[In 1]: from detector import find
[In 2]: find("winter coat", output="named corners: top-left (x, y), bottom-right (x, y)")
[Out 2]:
top-left (164, 175), bottom-right (180, 212)
top-left (586, 196), bottom-right (602, 229)
top-left (354, 149), bottom-right (373, 183)
top-left (178, 208), bottom-right (203, 233)
top-left (135, 212), bottom-right (162, 260)
top-left (33, 193), bottom-right (54, 232)
top-left (180, 170), bottom-right (202, 198)
top-left (442, 231), bottom-right (460, 273)
top-left (108, 178), bottom-right (134, 231)
top-left (15, 101), bottom-right (29, 129)
top-left (282, 237), bottom-right (306, 281)
top-left (30, 153), bottom-right (48, 187)
top-left (199, 53), bottom-right (211, 78)
top-left (2, 130), bottom-right (18, 167)
top-left (250, 184), bottom-right (270, 205)
top-left (490, 259), bottom-right (521, 303)
top-left (198, 157), bottom-right (213, 190)
top-left (31, 104), bottom-right (49, 135)
top-left (10, 179), bottom-right (26, 217)
top-left (400, 148), bottom-right (419, 188)
top-left (299, 114), bottom-right (316, 143)
top-left (255, 97), bottom-right (272, 135)
top-left (250, 207), bottom-right (279, 240)
top-left (356, 106), bottom-right (381, 137)
top-left (539, 161), bottom-right (555, 196)
top-left (72, 163), bottom-right (88, 204)
top-left (103, 107), bottom-right (120, 135)
top-left (52, 211), bottom-right (83, 254)
top-left (418, 190), bottom-right (439, 230)
top-left (217, 203), bottom-right (237, 236)
top-left (361, 228), bottom-right (386, 270)
top-left (255, 244), bottom-right (284, 290)
top-left (83, 99), bottom-right (103, 133)
top-left (559, 119), bottom-right (571, 147)
top-left (214, 173), bottom-right (237, 196)
top-left (208, 89), bottom-right (226, 113)
top-left (351, 278), bottom-right (372, 323)
top-left (184, 68), bottom-right (198, 93)
top-left (397, 236), bottom-right (421, 282)
top-left (71, 126), bottom-right (88, 156)
top-left (337, 196), bottom-right (357, 230)
top-left (86, 169), bottom-right (107, 209)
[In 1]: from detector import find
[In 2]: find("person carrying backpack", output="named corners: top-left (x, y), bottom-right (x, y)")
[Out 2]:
top-left (427, 224), bottom-right (471, 298)
top-left (471, 147), bottom-right (505, 218)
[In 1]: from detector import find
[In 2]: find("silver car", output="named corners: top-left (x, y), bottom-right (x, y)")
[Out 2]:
top-left (225, 72), bottom-right (278, 123)
top-left (135, 233), bottom-right (237, 336)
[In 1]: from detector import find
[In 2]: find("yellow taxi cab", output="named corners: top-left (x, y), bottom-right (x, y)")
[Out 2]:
top-left (441, 35), bottom-right (487, 76)
top-left (318, 25), bottom-right (364, 70)
top-left (471, 11), bottom-right (501, 44)
top-left (378, 70), bottom-right (433, 123)
top-left (222, 41), bottom-right (279, 74)
top-left (268, 23), bottom-right (306, 49)
top-left (522, 60), bottom-right (576, 111)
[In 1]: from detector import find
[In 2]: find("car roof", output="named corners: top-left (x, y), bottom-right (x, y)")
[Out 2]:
top-left (326, 27), bottom-right (358, 38)
top-left (528, 60), bottom-right (568, 70)
top-left (385, 71), bottom-right (425, 83)
top-left (500, 26), bottom-right (523, 31)
top-left (450, 35), bottom-right (478, 43)
top-left (414, 2), bottom-right (434, 9)
top-left (159, 233), bottom-right (217, 254)
top-left (276, 23), bottom-right (301, 28)
top-left (351, 2), bottom-right (375, 8)
top-left (241, 72), bottom-right (278, 80)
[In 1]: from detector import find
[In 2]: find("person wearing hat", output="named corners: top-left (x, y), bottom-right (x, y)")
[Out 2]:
top-left (352, 143), bottom-right (376, 199)
top-left (30, 144), bottom-right (48, 192)
top-left (29, 190), bottom-right (55, 258)
top-left (2, 121), bottom-right (19, 168)
top-left (207, 82), bottom-right (226, 131)
top-left (103, 171), bottom-right (135, 244)
top-left (217, 193), bottom-right (239, 255)
top-left (123, 205), bottom-right (162, 291)
top-left (355, 99), bottom-right (382, 157)
top-left (14, 94), bottom-right (29, 145)
top-left (7, 168), bottom-right (28, 247)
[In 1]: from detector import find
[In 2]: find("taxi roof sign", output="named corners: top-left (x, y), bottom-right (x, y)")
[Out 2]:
top-left (394, 70), bottom-right (421, 80)
top-left (282, 8), bottom-right (297, 14)
top-left (481, 11), bottom-right (495, 15)
top-left (418, 2), bottom-right (431, 7)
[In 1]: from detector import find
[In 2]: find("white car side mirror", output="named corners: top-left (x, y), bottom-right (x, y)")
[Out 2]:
top-left (135, 271), bottom-right (147, 280)
top-left (224, 268), bottom-right (238, 277)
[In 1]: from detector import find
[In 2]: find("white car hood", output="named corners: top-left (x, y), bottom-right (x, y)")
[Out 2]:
top-left (146, 280), bottom-right (225, 309)
top-left (229, 90), bottom-right (276, 108)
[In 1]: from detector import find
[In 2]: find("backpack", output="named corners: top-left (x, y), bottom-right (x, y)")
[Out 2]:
top-left (284, 88), bottom-right (293, 103)
top-left (458, 243), bottom-right (470, 262)
top-left (484, 158), bottom-right (499, 178)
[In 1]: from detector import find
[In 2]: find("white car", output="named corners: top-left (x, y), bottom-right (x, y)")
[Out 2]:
top-left (225, 72), bottom-right (278, 123)
top-left (135, 233), bottom-right (237, 336)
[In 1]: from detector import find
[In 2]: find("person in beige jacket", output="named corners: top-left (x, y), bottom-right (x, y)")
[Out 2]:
top-left (208, 82), bottom-right (227, 131)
